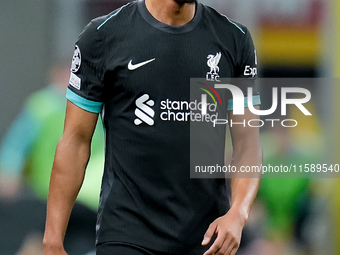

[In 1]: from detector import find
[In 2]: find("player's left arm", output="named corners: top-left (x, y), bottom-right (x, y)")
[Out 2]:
top-left (202, 107), bottom-right (262, 255)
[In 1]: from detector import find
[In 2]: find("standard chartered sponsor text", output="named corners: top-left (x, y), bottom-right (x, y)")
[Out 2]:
top-left (160, 99), bottom-right (218, 122)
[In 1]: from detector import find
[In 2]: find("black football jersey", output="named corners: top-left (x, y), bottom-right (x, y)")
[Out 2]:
top-left (67, 0), bottom-right (259, 252)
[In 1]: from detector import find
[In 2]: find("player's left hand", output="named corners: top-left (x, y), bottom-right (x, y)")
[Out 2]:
top-left (201, 208), bottom-right (246, 255)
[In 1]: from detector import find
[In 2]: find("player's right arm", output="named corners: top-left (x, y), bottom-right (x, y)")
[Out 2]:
top-left (43, 19), bottom-right (106, 254)
top-left (43, 101), bottom-right (98, 255)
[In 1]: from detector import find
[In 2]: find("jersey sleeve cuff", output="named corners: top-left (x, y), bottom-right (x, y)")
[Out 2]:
top-left (227, 95), bottom-right (261, 111)
top-left (66, 88), bottom-right (103, 113)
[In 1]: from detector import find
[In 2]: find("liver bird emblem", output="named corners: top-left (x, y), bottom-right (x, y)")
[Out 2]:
top-left (207, 52), bottom-right (221, 75)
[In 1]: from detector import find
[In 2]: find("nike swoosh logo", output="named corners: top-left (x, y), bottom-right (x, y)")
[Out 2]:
top-left (128, 58), bottom-right (155, 70)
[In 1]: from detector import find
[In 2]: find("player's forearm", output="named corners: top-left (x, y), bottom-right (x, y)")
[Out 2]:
top-left (229, 139), bottom-right (262, 224)
top-left (43, 134), bottom-right (91, 248)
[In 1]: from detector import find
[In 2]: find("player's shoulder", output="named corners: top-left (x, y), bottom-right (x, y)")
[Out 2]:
top-left (77, 1), bottom-right (137, 43)
top-left (91, 1), bottom-right (137, 31)
top-left (201, 4), bottom-right (249, 37)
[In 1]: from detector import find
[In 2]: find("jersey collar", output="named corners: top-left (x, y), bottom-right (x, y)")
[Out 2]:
top-left (138, 0), bottom-right (202, 34)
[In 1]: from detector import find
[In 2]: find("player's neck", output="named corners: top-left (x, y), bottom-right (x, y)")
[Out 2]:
top-left (145, 0), bottom-right (196, 26)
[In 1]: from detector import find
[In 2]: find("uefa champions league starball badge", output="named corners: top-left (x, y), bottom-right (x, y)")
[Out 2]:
top-left (71, 45), bottom-right (81, 73)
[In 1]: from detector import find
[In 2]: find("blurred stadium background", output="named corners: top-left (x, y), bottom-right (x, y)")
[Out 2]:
top-left (0, 0), bottom-right (340, 254)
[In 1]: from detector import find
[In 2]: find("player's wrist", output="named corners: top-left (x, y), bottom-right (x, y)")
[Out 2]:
top-left (43, 245), bottom-right (67, 255)
top-left (228, 204), bottom-right (249, 226)
top-left (43, 235), bottom-right (64, 250)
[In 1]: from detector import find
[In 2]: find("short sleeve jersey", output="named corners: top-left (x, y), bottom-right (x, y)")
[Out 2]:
top-left (67, 0), bottom-right (259, 253)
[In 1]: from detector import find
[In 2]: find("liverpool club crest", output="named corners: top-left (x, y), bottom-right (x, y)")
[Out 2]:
top-left (206, 52), bottom-right (221, 82)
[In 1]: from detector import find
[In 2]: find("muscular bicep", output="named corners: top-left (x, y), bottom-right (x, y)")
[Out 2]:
top-left (63, 100), bottom-right (99, 144)
top-left (229, 107), bottom-right (262, 185)
top-left (229, 106), bottom-right (261, 155)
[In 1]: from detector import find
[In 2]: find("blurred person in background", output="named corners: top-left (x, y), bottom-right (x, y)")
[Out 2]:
top-left (256, 125), bottom-right (313, 255)
top-left (0, 61), bottom-right (104, 255)
top-left (240, 107), bottom-right (324, 255)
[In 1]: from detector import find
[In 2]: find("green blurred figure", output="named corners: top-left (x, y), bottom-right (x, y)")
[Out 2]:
top-left (255, 125), bottom-right (318, 255)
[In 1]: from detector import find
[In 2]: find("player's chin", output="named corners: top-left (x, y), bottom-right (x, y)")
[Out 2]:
top-left (175, 0), bottom-right (197, 4)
